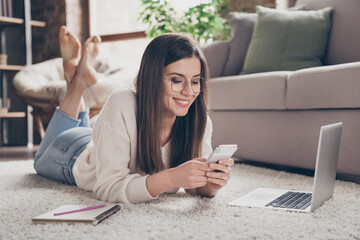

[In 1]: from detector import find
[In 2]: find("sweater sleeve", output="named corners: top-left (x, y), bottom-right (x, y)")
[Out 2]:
top-left (91, 89), bottom-right (157, 204)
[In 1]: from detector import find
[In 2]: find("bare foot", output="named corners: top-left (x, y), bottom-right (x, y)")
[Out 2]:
top-left (74, 35), bottom-right (101, 89)
top-left (59, 26), bottom-right (81, 84)
top-left (59, 36), bottom-right (101, 118)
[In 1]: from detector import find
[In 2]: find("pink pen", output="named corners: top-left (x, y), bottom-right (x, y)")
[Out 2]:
top-left (54, 204), bottom-right (106, 216)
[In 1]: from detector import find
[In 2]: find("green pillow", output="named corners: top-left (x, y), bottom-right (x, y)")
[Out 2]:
top-left (241, 6), bottom-right (333, 75)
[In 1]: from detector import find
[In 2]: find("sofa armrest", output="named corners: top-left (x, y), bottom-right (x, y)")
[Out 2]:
top-left (286, 61), bottom-right (360, 109)
top-left (201, 41), bottom-right (229, 78)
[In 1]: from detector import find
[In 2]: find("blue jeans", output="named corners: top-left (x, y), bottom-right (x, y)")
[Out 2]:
top-left (33, 107), bottom-right (92, 185)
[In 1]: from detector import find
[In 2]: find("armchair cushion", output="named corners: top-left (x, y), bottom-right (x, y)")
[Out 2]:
top-left (241, 6), bottom-right (333, 75)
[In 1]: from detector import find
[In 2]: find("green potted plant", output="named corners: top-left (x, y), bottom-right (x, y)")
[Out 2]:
top-left (138, 0), bottom-right (230, 44)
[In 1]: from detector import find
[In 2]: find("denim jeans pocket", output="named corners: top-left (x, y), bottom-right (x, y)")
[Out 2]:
top-left (53, 128), bottom-right (92, 166)
top-left (53, 130), bottom-right (91, 153)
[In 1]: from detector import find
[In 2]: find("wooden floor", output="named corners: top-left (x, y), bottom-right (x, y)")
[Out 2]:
top-left (0, 145), bottom-right (38, 161)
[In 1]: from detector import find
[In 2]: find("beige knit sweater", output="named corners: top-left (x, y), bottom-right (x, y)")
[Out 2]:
top-left (72, 88), bottom-right (213, 204)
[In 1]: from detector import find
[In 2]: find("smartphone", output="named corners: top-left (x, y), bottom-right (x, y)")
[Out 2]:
top-left (206, 144), bottom-right (238, 164)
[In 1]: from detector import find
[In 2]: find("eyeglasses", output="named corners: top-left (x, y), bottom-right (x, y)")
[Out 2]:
top-left (164, 75), bottom-right (203, 93)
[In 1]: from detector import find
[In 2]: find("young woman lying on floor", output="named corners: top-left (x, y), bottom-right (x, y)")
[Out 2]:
top-left (33, 26), bottom-right (234, 203)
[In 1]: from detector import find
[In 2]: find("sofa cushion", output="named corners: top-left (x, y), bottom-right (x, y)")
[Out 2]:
top-left (210, 71), bottom-right (291, 110)
top-left (201, 41), bottom-right (229, 78)
top-left (241, 6), bottom-right (333, 75)
top-left (223, 6), bottom-right (306, 77)
top-left (286, 62), bottom-right (360, 109)
top-left (296, 0), bottom-right (360, 65)
top-left (223, 12), bottom-right (257, 76)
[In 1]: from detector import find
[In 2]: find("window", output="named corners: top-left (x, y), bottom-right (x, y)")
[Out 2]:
top-left (87, 0), bottom-right (150, 67)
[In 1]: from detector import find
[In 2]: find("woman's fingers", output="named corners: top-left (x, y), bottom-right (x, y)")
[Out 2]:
top-left (182, 158), bottom-right (233, 189)
top-left (189, 159), bottom-right (211, 171)
top-left (218, 158), bottom-right (234, 166)
top-left (208, 178), bottom-right (227, 187)
top-left (207, 158), bottom-right (234, 173)
top-left (206, 170), bottom-right (230, 180)
top-left (188, 175), bottom-right (208, 188)
top-left (195, 169), bottom-right (208, 176)
top-left (205, 158), bottom-right (232, 187)
top-left (209, 163), bottom-right (232, 173)
top-left (193, 158), bottom-right (207, 163)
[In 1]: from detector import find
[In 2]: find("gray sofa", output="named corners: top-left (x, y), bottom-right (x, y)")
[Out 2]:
top-left (203, 0), bottom-right (360, 181)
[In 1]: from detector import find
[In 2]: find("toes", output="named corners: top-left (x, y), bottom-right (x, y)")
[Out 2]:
top-left (84, 35), bottom-right (101, 45)
top-left (70, 35), bottom-right (81, 47)
top-left (80, 35), bottom-right (100, 61)
top-left (59, 26), bottom-right (67, 36)
top-left (60, 26), bottom-right (79, 43)
top-left (84, 36), bottom-right (92, 45)
top-left (93, 36), bottom-right (101, 44)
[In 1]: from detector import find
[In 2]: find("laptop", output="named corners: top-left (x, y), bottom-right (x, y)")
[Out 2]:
top-left (228, 122), bottom-right (342, 212)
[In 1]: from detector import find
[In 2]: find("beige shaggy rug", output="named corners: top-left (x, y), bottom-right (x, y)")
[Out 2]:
top-left (0, 160), bottom-right (359, 240)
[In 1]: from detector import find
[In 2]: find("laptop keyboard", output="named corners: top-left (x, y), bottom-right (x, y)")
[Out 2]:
top-left (265, 191), bottom-right (312, 210)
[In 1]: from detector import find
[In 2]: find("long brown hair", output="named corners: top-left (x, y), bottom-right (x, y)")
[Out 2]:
top-left (135, 33), bottom-right (209, 174)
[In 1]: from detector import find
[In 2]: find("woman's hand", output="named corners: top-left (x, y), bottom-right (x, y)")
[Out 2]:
top-left (146, 158), bottom-right (210, 197)
top-left (196, 158), bottom-right (234, 197)
top-left (170, 158), bottom-right (211, 189)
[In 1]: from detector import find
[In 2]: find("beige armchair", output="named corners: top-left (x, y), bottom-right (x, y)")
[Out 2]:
top-left (13, 57), bottom-right (136, 138)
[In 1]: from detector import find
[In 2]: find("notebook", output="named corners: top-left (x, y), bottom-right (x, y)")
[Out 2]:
top-left (228, 122), bottom-right (342, 212)
top-left (32, 204), bottom-right (121, 225)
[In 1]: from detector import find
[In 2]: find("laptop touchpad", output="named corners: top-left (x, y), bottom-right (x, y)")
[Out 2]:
top-left (245, 192), bottom-right (277, 201)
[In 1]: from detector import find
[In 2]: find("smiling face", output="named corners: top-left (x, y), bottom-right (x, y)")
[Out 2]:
top-left (162, 56), bottom-right (201, 120)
